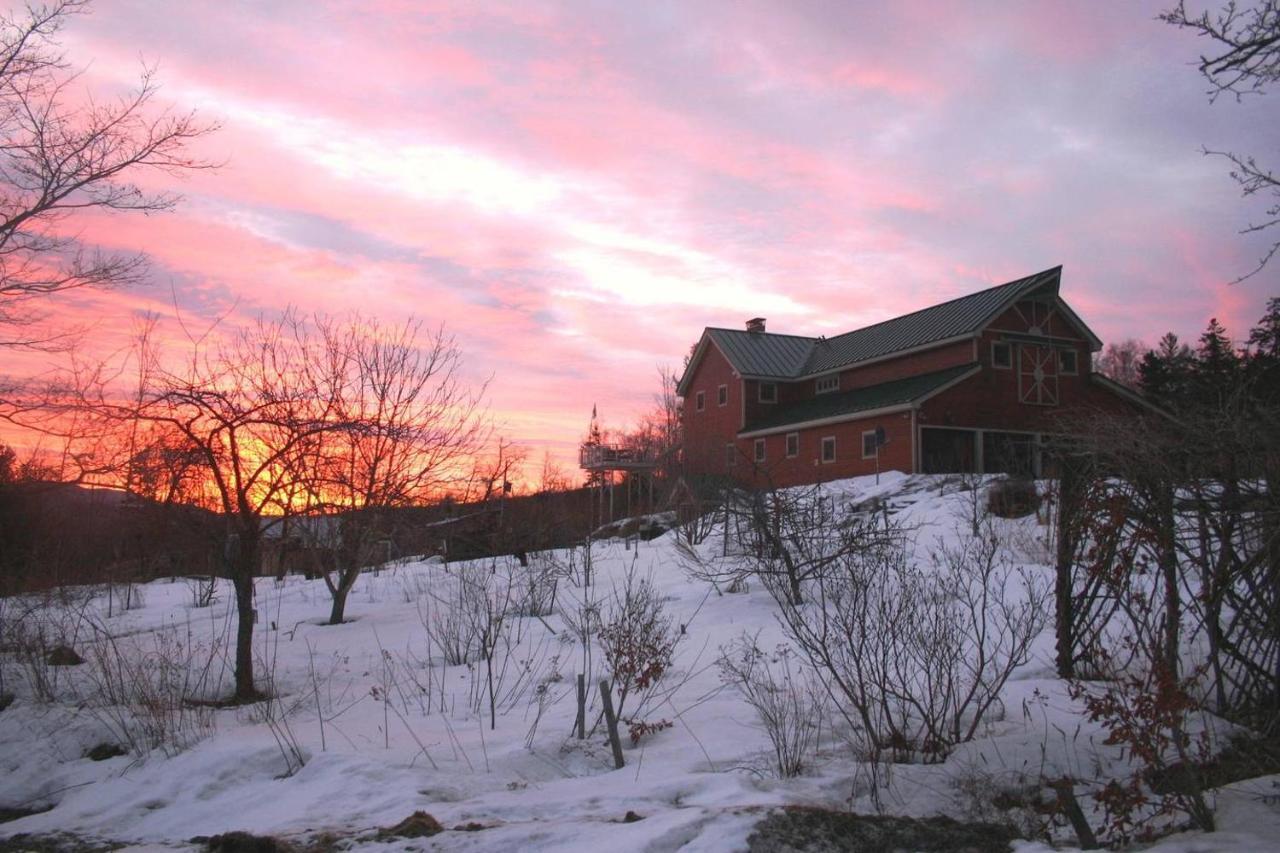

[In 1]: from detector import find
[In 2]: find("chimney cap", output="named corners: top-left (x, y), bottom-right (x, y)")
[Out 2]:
top-left (745, 317), bottom-right (767, 333)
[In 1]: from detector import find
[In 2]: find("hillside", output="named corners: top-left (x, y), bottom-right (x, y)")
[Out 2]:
top-left (0, 473), bottom-right (1276, 852)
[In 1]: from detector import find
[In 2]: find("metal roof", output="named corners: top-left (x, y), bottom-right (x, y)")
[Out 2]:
top-left (803, 266), bottom-right (1061, 374)
top-left (705, 328), bottom-right (814, 377)
top-left (693, 266), bottom-right (1064, 383)
top-left (742, 362), bottom-right (980, 435)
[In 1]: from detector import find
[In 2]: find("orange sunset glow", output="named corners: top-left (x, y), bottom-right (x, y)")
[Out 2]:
top-left (1, 1), bottom-right (1277, 479)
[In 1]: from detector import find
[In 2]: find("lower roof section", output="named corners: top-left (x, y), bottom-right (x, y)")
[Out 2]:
top-left (740, 362), bottom-right (980, 438)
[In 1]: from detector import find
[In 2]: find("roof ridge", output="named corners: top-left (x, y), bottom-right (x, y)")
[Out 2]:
top-left (820, 265), bottom-right (1060, 344)
top-left (706, 327), bottom-right (818, 342)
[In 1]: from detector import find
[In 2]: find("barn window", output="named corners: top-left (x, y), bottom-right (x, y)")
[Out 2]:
top-left (754, 438), bottom-right (766, 462)
top-left (821, 436), bottom-right (836, 463)
top-left (759, 382), bottom-right (778, 403)
top-left (725, 443), bottom-right (736, 467)
top-left (785, 432), bottom-right (799, 458)
top-left (991, 341), bottom-right (1012, 369)
top-left (1059, 350), bottom-right (1078, 375)
top-left (695, 391), bottom-right (705, 411)
top-left (815, 375), bottom-right (839, 394)
top-left (717, 384), bottom-right (728, 406)
top-left (862, 430), bottom-right (879, 459)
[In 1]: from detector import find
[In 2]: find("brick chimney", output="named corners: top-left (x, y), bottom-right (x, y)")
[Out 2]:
top-left (745, 317), bottom-right (766, 333)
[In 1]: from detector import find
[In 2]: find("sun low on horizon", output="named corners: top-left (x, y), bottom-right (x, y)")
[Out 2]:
top-left (2, 0), bottom-right (1276, 478)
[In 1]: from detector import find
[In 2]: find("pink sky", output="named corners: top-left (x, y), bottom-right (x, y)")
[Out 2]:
top-left (6, 0), bottom-right (1278, 480)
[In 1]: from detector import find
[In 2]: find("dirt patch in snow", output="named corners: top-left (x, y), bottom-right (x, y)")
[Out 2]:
top-left (746, 807), bottom-right (1021, 853)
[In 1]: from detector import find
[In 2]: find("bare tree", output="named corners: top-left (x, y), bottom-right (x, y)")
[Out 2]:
top-left (298, 317), bottom-right (487, 625)
top-left (13, 313), bottom-right (361, 700)
top-left (0, 1), bottom-right (217, 347)
top-left (1094, 338), bottom-right (1146, 388)
top-left (1162, 1), bottom-right (1280, 280)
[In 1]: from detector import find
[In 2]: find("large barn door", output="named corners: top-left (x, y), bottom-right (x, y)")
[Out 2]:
top-left (1018, 343), bottom-right (1058, 406)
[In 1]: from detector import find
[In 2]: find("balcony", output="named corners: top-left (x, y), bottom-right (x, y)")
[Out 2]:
top-left (579, 443), bottom-right (657, 471)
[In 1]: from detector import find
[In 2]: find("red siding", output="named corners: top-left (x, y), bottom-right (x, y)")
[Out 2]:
top-left (739, 411), bottom-right (915, 489)
top-left (682, 342), bottom-right (742, 478)
top-left (678, 292), bottom-right (1143, 488)
top-left (918, 368), bottom-right (1134, 435)
top-left (838, 339), bottom-right (974, 389)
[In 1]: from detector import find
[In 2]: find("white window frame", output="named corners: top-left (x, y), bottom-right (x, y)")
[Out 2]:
top-left (758, 382), bottom-right (778, 403)
top-left (1058, 349), bottom-right (1078, 375)
top-left (815, 375), bottom-right (839, 395)
top-left (695, 390), bottom-right (705, 412)
top-left (717, 383), bottom-right (728, 406)
top-left (991, 341), bottom-right (1012, 369)
top-left (754, 438), bottom-right (766, 463)
top-left (862, 430), bottom-right (878, 459)
top-left (821, 436), bottom-right (836, 463)
top-left (785, 432), bottom-right (799, 458)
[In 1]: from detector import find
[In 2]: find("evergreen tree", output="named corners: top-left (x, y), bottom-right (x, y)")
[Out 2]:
top-left (1247, 297), bottom-right (1280, 361)
top-left (1139, 332), bottom-right (1196, 407)
top-left (1193, 318), bottom-right (1242, 407)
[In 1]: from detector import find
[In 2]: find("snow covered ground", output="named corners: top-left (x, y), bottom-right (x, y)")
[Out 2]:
top-left (0, 473), bottom-right (1276, 851)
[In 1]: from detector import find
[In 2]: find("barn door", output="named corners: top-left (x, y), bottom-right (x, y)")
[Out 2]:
top-left (1018, 343), bottom-right (1058, 405)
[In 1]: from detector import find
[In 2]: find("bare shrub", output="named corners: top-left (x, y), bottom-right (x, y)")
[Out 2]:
top-left (719, 634), bottom-right (826, 778)
top-left (80, 622), bottom-right (217, 760)
top-left (987, 477), bottom-right (1041, 519)
top-left (104, 582), bottom-right (146, 616)
top-left (770, 517), bottom-right (1048, 763)
top-left (510, 553), bottom-right (560, 618)
top-left (598, 567), bottom-right (679, 739)
top-left (185, 576), bottom-right (217, 608)
top-left (420, 568), bottom-right (485, 666)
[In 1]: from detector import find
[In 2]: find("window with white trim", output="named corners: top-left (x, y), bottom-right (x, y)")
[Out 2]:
top-left (695, 390), bottom-right (705, 412)
top-left (717, 384), bottom-right (728, 406)
top-left (862, 430), bottom-right (878, 459)
top-left (821, 436), bottom-right (836, 463)
top-left (754, 438), bottom-right (766, 462)
top-left (1059, 349), bottom-right (1078, 375)
top-left (785, 432), bottom-right (799, 458)
top-left (992, 341), bottom-right (1012, 369)
top-left (758, 382), bottom-right (777, 403)
top-left (815, 375), bottom-right (839, 394)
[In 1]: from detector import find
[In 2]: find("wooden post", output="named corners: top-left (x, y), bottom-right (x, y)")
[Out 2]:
top-left (576, 674), bottom-right (586, 740)
top-left (598, 679), bottom-right (625, 769)
top-left (1054, 455), bottom-right (1081, 679)
top-left (1052, 779), bottom-right (1099, 849)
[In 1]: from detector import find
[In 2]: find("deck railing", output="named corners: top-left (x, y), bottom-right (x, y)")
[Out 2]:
top-left (579, 443), bottom-right (656, 470)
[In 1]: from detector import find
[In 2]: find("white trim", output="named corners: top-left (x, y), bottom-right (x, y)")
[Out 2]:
top-left (991, 340), bottom-right (1012, 369)
top-left (758, 381), bottom-right (778, 404)
top-left (1090, 373), bottom-right (1175, 418)
top-left (1058, 349), bottom-right (1078, 375)
top-left (741, 402), bottom-right (912, 438)
top-left (785, 432), bottom-right (799, 458)
top-left (910, 409), bottom-right (919, 473)
top-left (739, 364), bottom-right (982, 438)
top-left (861, 430), bottom-right (878, 460)
top-left (820, 435), bottom-right (836, 464)
top-left (717, 383), bottom-right (728, 406)
top-left (815, 375), bottom-right (839, 395)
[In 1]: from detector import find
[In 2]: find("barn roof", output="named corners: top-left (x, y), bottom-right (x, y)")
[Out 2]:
top-left (740, 362), bottom-right (979, 436)
top-left (681, 265), bottom-right (1086, 394)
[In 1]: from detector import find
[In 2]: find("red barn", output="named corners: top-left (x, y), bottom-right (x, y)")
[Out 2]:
top-left (677, 266), bottom-right (1149, 486)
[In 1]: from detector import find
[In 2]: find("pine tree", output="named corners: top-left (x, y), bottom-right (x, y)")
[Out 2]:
top-left (1139, 332), bottom-right (1196, 406)
top-left (1247, 297), bottom-right (1280, 361)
